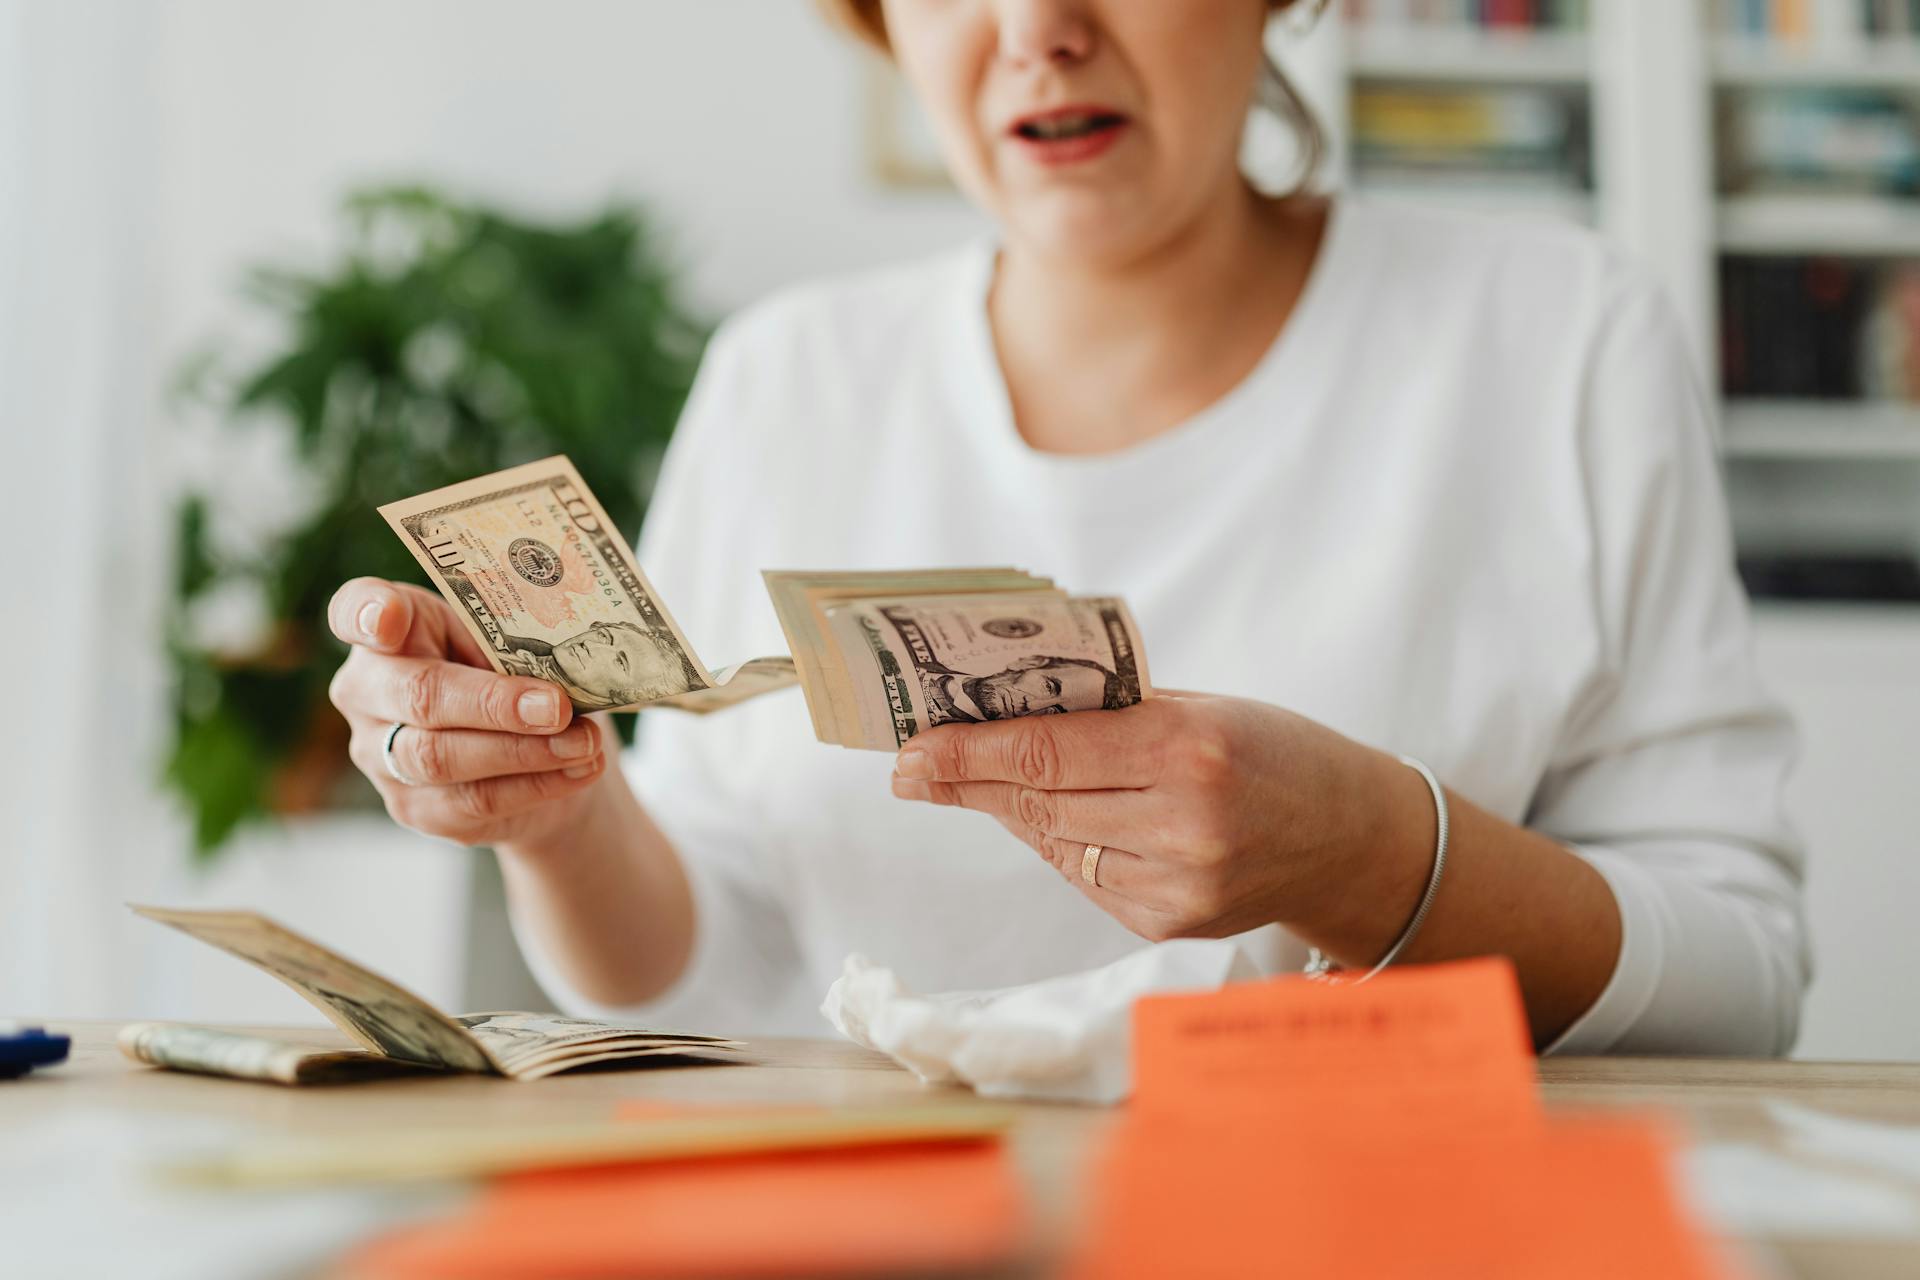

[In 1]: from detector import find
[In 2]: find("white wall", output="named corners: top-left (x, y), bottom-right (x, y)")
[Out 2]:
top-left (153, 1), bottom-right (987, 339)
top-left (0, 0), bottom-right (170, 1024)
top-left (1754, 607), bottom-right (1920, 1062)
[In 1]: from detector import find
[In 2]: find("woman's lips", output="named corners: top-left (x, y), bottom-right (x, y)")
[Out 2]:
top-left (1007, 107), bottom-right (1131, 167)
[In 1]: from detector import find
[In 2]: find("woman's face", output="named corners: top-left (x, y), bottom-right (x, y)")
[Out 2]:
top-left (880, 0), bottom-right (1272, 265)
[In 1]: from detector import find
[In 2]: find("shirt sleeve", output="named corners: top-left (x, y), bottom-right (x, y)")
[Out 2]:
top-left (1532, 272), bottom-right (1809, 1057)
top-left (508, 320), bottom-right (817, 1036)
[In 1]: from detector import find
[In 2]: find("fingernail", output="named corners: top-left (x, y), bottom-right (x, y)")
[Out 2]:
top-left (356, 601), bottom-right (384, 641)
top-left (895, 749), bottom-right (932, 780)
top-left (564, 761), bottom-right (598, 780)
top-left (519, 689), bottom-right (564, 729)
top-left (549, 728), bottom-right (593, 760)
top-left (891, 776), bottom-right (932, 802)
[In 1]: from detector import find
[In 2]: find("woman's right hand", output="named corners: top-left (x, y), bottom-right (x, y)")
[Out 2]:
top-left (326, 577), bottom-right (612, 849)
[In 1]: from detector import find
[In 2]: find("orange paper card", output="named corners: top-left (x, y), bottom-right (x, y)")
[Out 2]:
top-left (343, 1139), bottom-right (1027, 1280)
top-left (1130, 956), bottom-right (1539, 1133)
top-left (1075, 959), bottom-right (1733, 1280)
top-left (1071, 1113), bottom-right (1736, 1280)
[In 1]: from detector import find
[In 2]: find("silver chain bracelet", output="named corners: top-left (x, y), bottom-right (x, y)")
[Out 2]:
top-left (1303, 753), bottom-right (1451, 984)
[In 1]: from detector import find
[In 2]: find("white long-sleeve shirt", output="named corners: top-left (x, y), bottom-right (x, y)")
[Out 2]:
top-left (514, 198), bottom-right (1809, 1056)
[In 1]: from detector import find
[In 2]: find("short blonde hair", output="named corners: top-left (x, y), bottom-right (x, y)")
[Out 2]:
top-left (815, 0), bottom-right (1325, 192)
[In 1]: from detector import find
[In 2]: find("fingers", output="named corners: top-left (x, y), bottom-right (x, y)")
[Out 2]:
top-left (328, 578), bottom-right (490, 666)
top-left (353, 720), bottom-right (600, 787)
top-left (999, 821), bottom-right (1183, 935)
top-left (909, 777), bottom-right (1210, 943)
top-left (333, 651), bottom-right (573, 734)
top-left (1016, 821), bottom-right (1223, 942)
top-left (1031, 829), bottom-right (1152, 898)
top-left (895, 702), bottom-right (1173, 790)
top-left (328, 577), bottom-right (410, 650)
top-left (890, 777), bottom-right (1165, 854)
top-left (380, 754), bottom-right (611, 846)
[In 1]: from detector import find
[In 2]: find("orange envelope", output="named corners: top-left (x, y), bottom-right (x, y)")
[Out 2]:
top-left (1071, 1114), bottom-right (1736, 1280)
top-left (344, 1139), bottom-right (1027, 1280)
top-left (1130, 956), bottom-right (1540, 1134)
top-left (1071, 958), bottom-right (1737, 1280)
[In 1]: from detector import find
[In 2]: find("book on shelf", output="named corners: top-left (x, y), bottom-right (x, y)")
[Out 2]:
top-left (1719, 88), bottom-right (1920, 196)
top-left (1710, 0), bottom-right (1920, 43)
top-left (1721, 255), bottom-right (1920, 401)
top-left (1351, 84), bottom-right (1590, 188)
top-left (1346, 0), bottom-right (1588, 30)
top-left (1738, 554), bottom-right (1920, 603)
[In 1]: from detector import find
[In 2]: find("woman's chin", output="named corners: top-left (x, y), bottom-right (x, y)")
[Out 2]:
top-left (1001, 197), bottom-right (1169, 269)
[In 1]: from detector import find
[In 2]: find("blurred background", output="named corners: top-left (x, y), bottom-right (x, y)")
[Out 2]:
top-left (1, 0), bottom-right (1916, 1060)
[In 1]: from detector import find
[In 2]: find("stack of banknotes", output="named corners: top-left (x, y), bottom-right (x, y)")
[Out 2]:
top-left (124, 906), bottom-right (745, 1084)
top-left (382, 458), bottom-right (1151, 750)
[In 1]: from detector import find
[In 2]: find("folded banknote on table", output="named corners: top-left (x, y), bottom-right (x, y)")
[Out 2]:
top-left (124, 906), bottom-right (745, 1084)
top-left (379, 456), bottom-right (1151, 749)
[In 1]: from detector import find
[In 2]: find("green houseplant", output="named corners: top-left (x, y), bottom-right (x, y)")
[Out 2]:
top-left (166, 186), bottom-right (707, 857)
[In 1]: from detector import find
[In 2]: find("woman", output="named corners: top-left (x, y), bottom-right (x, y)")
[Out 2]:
top-left (325, 0), bottom-right (1806, 1053)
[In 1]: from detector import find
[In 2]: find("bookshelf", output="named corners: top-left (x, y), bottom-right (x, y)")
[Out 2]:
top-left (1703, 14), bottom-right (1920, 490)
top-left (1328, 4), bottom-right (1920, 1069)
top-left (1341, 20), bottom-right (1599, 228)
top-left (1330, 1), bottom-right (1920, 587)
top-left (1346, 27), bottom-right (1593, 84)
top-left (1724, 401), bottom-right (1920, 460)
top-left (1351, 178), bottom-right (1596, 224)
top-left (1718, 194), bottom-right (1920, 257)
top-left (1712, 36), bottom-right (1920, 88)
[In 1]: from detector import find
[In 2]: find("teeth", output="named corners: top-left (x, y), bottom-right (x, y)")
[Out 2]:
top-left (1025, 113), bottom-right (1104, 140)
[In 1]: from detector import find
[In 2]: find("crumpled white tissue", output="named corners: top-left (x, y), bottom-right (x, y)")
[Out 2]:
top-left (820, 939), bottom-right (1258, 1104)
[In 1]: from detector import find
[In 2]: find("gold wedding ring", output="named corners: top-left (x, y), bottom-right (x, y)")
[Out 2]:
top-left (1081, 843), bottom-right (1104, 887)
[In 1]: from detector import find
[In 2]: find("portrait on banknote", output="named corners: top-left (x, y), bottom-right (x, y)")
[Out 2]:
top-left (921, 652), bottom-right (1130, 724)
top-left (380, 459), bottom-right (712, 712)
top-left (824, 596), bottom-right (1148, 747)
top-left (879, 601), bottom-right (1144, 727)
top-left (493, 619), bottom-right (692, 709)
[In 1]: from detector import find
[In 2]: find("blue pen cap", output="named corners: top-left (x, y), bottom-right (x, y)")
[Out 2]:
top-left (0, 1022), bottom-right (72, 1078)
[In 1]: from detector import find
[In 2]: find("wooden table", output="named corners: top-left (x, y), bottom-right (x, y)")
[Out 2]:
top-left (16, 1023), bottom-right (1920, 1278)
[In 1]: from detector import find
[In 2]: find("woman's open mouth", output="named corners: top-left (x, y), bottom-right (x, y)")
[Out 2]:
top-left (1008, 106), bottom-right (1131, 166)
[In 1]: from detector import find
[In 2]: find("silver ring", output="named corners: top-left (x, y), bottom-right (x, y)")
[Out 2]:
top-left (1081, 843), bottom-right (1104, 887)
top-left (381, 721), bottom-right (420, 787)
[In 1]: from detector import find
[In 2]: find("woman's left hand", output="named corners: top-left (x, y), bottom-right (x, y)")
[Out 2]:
top-left (889, 693), bottom-right (1429, 948)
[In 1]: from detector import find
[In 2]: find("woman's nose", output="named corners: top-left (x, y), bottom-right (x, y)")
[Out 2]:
top-left (990, 0), bottom-right (1097, 70)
